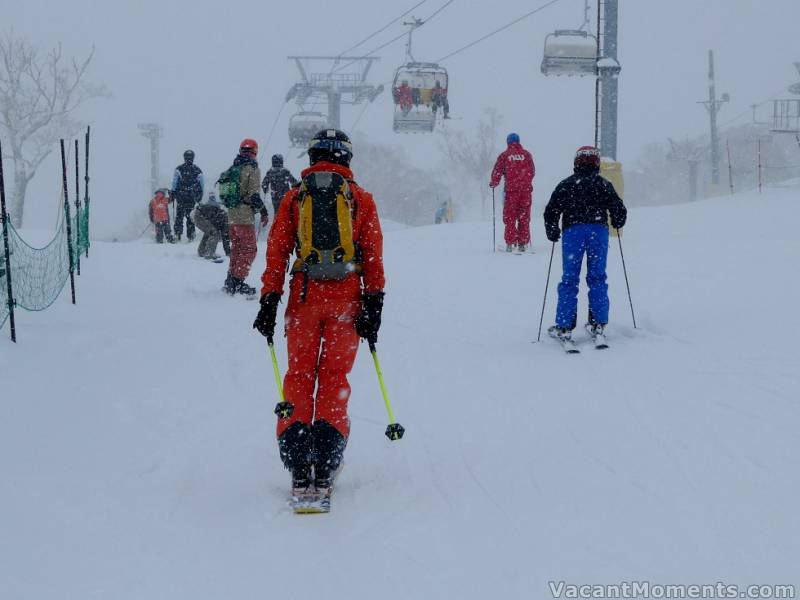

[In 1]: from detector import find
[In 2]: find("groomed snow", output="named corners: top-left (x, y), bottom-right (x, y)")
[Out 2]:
top-left (2, 187), bottom-right (799, 598)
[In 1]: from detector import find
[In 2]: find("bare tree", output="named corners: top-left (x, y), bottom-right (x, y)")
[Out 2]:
top-left (352, 135), bottom-right (448, 226)
top-left (439, 107), bottom-right (503, 219)
top-left (0, 31), bottom-right (107, 226)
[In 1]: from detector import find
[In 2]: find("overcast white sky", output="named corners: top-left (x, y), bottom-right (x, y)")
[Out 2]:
top-left (7, 0), bottom-right (800, 233)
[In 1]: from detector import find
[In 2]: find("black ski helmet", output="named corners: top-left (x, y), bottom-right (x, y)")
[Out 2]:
top-left (183, 149), bottom-right (195, 163)
top-left (308, 129), bottom-right (353, 167)
top-left (272, 154), bottom-right (284, 168)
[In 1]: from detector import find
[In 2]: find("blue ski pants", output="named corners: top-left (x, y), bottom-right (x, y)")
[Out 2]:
top-left (555, 224), bottom-right (610, 329)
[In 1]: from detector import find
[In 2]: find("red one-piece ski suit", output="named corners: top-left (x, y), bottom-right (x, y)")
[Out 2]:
top-left (490, 142), bottom-right (536, 246)
top-left (260, 161), bottom-right (385, 441)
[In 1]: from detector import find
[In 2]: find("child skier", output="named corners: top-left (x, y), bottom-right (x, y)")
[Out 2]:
top-left (252, 129), bottom-right (385, 510)
top-left (543, 146), bottom-right (627, 350)
top-left (148, 189), bottom-right (175, 243)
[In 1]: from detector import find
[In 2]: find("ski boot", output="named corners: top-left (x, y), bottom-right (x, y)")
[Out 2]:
top-left (222, 273), bottom-right (238, 295)
top-left (505, 244), bottom-right (513, 252)
top-left (517, 243), bottom-right (527, 253)
top-left (291, 466), bottom-right (317, 510)
top-left (548, 326), bottom-right (579, 353)
top-left (236, 280), bottom-right (257, 297)
top-left (585, 322), bottom-right (609, 349)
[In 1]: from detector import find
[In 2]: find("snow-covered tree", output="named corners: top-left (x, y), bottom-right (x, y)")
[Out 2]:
top-left (0, 32), bottom-right (107, 226)
top-left (438, 107), bottom-right (503, 219)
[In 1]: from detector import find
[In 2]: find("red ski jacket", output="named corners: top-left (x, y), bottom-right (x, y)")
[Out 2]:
top-left (490, 142), bottom-right (535, 194)
top-left (149, 191), bottom-right (170, 224)
top-left (260, 161), bottom-right (385, 299)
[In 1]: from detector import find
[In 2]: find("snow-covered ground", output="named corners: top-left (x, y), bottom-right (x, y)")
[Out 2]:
top-left (2, 187), bottom-right (799, 598)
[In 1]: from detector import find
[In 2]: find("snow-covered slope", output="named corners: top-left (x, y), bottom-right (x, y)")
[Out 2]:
top-left (2, 188), bottom-right (799, 598)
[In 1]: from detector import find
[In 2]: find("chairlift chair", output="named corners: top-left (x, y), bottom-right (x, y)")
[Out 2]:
top-left (391, 62), bottom-right (449, 134)
top-left (540, 29), bottom-right (598, 77)
top-left (288, 111), bottom-right (328, 147)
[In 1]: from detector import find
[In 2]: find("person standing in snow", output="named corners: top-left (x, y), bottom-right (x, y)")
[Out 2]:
top-left (170, 150), bottom-right (204, 242)
top-left (543, 146), bottom-right (627, 343)
top-left (252, 129), bottom-right (385, 503)
top-left (261, 154), bottom-right (298, 215)
top-left (192, 193), bottom-right (230, 261)
top-left (219, 139), bottom-right (268, 296)
top-left (490, 133), bottom-right (536, 252)
top-left (149, 189), bottom-right (175, 243)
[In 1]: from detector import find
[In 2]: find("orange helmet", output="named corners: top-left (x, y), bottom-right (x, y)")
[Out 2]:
top-left (240, 138), bottom-right (258, 156)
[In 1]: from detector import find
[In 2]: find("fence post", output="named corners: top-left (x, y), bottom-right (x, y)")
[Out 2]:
top-left (74, 139), bottom-right (81, 276)
top-left (757, 137), bottom-right (763, 194)
top-left (0, 139), bottom-right (17, 342)
top-left (726, 139), bottom-right (734, 195)
top-left (84, 126), bottom-right (90, 258)
top-left (60, 140), bottom-right (76, 304)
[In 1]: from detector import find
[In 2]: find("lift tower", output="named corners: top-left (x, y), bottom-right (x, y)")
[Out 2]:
top-left (285, 56), bottom-right (383, 139)
top-left (596, 0), bottom-right (621, 160)
top-left (137, 123), bottom-right (162, 194)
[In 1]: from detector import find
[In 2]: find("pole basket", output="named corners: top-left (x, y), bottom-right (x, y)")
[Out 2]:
top-left (274, 401), bottom-right (294, 419)
top-left (385, 422), bottom-right (405, 441)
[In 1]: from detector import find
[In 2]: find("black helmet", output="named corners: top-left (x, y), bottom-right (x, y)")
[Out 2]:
top-left (183, 149), bottom-right (195, 163)
top-left (308, 129), bottom-right (353, 167)
top-left (272, 154), bottom-right (284, 168)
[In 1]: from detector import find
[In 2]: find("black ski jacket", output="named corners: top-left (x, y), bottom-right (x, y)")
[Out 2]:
top-left (543, 165), bottom-right (627, 241)
top-left (172, 162), bottom-right (204, 204)
top-left (261, 167), bottom-right (297, 207)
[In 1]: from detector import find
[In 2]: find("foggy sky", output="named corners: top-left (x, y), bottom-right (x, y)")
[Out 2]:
top-left (7, 0), bottom-right (799, 234)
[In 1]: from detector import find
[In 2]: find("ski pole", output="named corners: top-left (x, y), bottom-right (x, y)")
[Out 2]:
top-left (537, 242), bottom-right (556, 342)
top-left (616, 229), bottom-right (637, 329)
top-left (368, 341), bottom-right (405, 441)
top-left (268, 336), bottom-right (294, 418)
top-left (491, 187), bottom-right (496, 252)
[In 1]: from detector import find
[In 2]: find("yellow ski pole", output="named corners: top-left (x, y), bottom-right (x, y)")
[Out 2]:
top-left (268, 336), bottom-right (293, 419)
top-left (368, 341), bottom-right (405, 441)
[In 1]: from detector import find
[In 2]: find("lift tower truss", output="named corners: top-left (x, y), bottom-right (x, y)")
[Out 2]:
top-left (285, 56), bottom-right (384, 130)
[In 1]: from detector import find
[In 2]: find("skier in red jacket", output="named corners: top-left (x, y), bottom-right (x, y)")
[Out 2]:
top-left (490, 133), bottom-right (536, 252)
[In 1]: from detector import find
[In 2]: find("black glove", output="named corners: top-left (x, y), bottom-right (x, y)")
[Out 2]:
top-left (355, 292), bottom-right (384, 343)
top-left (546, 227), bottom-right (560, 243)
top-left (253, 292), bottom-right (281, 339)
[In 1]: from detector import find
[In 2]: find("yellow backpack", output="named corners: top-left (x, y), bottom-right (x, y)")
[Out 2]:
top-left (292, 171), bottom-right (358, 280)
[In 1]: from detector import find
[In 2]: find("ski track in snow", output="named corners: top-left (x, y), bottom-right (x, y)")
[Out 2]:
top-left (2, 188), bottom-right (800, 598)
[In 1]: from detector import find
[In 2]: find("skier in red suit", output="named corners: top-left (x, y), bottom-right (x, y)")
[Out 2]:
top-left (490, 133), bottom-right (536, 252)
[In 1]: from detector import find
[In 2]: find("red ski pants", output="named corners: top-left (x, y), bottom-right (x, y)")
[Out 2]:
top-left (228, 224), bottom-right (257, 279)
top-left (503, 191), bottom-right (532, 246)
top-left (276, 276), bottom-right (361, 439)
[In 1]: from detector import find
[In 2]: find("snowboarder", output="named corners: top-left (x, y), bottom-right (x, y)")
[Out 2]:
top-left (252, 128), bottom-right (385, 509)
top-left (543, 146), bottom-right (627, 349)
top-left (261, 154), bottom-right (298, 215)
top-left (218, 139), bottom-right (268, 296)
top-left (192, 193), bottom-right (230, 261)
top-left (490, 133), bottom-right (536, 252)
top-left (170, 150), bottom-right (204, 241)
top-left (148, 189), bottom-right (175, 244)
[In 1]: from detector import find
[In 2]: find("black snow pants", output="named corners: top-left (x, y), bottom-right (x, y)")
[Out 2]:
top-left (174, 200), bottom-right (196, 240)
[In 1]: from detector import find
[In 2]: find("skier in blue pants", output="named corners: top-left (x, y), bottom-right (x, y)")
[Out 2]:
top-left (543, 146), bottom-right (627, 344)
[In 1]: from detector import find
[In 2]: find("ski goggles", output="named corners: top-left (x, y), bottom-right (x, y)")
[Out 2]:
top-left (575, 147), bottom-right (601, 159)
top-left (308, 137), bottom-right (353, 156)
